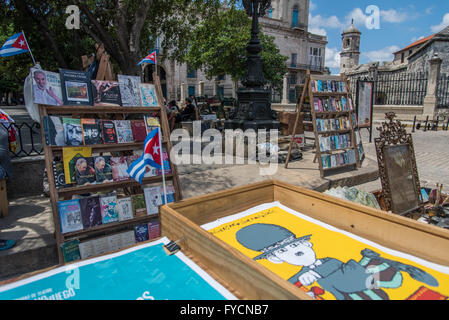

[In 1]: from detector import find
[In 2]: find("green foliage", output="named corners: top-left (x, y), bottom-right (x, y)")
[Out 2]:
top-left (184, 6), bottom-right (287, 91)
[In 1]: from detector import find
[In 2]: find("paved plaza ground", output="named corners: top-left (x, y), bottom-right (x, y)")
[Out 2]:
top-left (0, 105), bottom-right (448, 281)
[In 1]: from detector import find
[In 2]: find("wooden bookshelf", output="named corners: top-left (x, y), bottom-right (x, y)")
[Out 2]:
top-left (285, 70), bottom-right (362, 178)
top-left (39, 73), bottom-right (183, 265)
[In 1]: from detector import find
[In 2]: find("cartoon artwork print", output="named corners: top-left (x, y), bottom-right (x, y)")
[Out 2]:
top-left (204, 203), bottom-right (449, 300)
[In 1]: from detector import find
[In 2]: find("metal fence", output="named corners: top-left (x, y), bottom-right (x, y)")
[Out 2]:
top-left (437, 73), bottom-right (449, 108)
top-left (0, 122), bottom-right (43, 158)
top-left (375, 72), bottom-right (428, 105)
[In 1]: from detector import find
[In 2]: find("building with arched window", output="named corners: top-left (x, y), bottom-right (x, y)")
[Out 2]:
top-left (142, 0), bottom-right (327, 105)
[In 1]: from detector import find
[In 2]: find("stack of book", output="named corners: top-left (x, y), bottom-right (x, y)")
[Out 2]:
top-left (318, 133), bottom-right (352, 152)
top-left (313, 97), bottom-right (353, 112)
top-left (43, 115), bottom-right (159, 147)
top-left (321, 149), bottom-right (357, 169)
top-left (316, 117), bottom-right (351, 132)
top-left (57, 185), bottom-right (175, 235)
top-left (311, 80), bottom-right (346, 93)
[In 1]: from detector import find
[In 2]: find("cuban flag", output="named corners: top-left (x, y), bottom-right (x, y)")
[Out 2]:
top-left (127, 127), bottom-right (162, 184)
top-left (0, 32), bottom-right (30, 58)
top-left (137, 50), bottom-right (157, 66)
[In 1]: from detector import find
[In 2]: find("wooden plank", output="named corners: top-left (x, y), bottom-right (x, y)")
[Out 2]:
top-left (57, 175), bottom-right (174, 197)
top-left (161, 205), bottom-right (312, 300)
top-left (0, 179), bottom-right (8, 218)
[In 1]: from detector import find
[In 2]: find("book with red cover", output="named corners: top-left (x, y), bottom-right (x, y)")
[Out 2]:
top-left (131, 120), bottom-right (147, 142)
top-left (407, 286), bottom-right (448, 300)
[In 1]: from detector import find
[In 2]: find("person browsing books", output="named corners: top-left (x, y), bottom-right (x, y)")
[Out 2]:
top-left (33, 70), bottom-right (63, 106)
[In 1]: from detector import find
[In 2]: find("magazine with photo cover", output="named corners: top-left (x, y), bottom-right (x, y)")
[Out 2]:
top-left (143, 186), bottom-right (162, 215)
top-left (79, 196), bottom-right (103, 229)
top-left (144, 116), bottom-right (160, 134)
top-left (94, 155), bottom-right (113, 183)
top-left (81, 118), bottom-right (102, 145)
top-left (74, 156), bottom-right (96, 186)
top-left (91, 80), bottom-right (122, 106)
top-left (117, 197), bottom-right (134, 221)
top-left (126, 155), bottom-right (140, 171)
top-left (139, 83), bottom-right (158, 107)
top-left (131, 194), bottom-right (147, 217)
top-left (63, 117), bottom-right (84, 146)
top-left (57, 199), bottom-right (83, 234)
top-left (100, 194), bottom-right (119, 224)
top-left (118, 74), bottom-right (141, 107)
top-left (62, 147), bottom-right (92, 185)
top-left (110, 156), bottom-right (129, 182)
top-left (43, 116), bottom-right (65, 146)
top-left (31, 68), bottom-right (63, 106)
top-left (59, 69), bottom-right (93, 106)
top-left (131, 119), bottom-right (147, 142)
top-left (114, 120), bottom-right (134, 143)
top-left (134, 224), bottom-right (149, 243)
top-left (101, 120), bottom-right (118, 144)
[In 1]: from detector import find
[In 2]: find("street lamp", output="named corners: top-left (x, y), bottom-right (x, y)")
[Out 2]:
top-left (225, 0), bottom-right (280, 131)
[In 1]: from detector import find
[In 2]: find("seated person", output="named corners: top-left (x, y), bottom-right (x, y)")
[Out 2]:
top-left (175, 98), bottom-right (197, 123)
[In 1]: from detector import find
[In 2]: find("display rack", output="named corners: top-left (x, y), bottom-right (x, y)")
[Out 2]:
top-left (39, 73), bottom-right (182, 265)
top-left (285, 71), bottom-right (361, 178)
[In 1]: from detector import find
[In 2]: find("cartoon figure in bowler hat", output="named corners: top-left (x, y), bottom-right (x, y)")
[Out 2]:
top-left (236, 224), bottom-right (438, 300)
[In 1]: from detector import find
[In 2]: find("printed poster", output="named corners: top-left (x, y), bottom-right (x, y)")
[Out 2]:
top-left (202, 202), bottom-right (449, 300)
top-left (0, 238), bottom-right (236, 300)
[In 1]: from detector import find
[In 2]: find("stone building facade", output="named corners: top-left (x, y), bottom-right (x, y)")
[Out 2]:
top-left (142, 0), bottom-right (327, 104)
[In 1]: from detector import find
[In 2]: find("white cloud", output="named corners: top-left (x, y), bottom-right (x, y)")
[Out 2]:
top-left (361, 45), bottom-right (401, 62)
top-left (411, 36), bottom-right (425, 43)
top-left (325, 47), bottom-right (341, 69)
top-left (309, 14), bottom-right (345, 30)
top-left (431, 13), bottom-right (449, 33)
top-left (380, 9), bottom-right (408, 23)
top-left (426, 7), bottom-right (434, 15)
top-left (309, 1), bottom-right (317, 11)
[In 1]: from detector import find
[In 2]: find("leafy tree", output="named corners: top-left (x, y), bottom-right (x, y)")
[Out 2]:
top-left (184, 5), bottom-right (288, 92)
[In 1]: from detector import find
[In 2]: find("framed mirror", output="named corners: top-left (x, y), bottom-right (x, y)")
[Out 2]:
top-left (375, 113), bottom-right (422, 216)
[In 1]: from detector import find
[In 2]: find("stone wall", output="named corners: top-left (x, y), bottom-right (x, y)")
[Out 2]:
top-left (408, 41), bottom-right (449, 75)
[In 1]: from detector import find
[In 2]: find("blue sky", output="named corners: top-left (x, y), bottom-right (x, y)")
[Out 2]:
top-left (308, 0), bottom-right (449, 74)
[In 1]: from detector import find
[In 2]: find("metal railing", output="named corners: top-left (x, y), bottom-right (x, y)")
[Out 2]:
top-left (375, 72), bottom-right (428, 105)
top-left (0, 122), bottom-right (43, 158)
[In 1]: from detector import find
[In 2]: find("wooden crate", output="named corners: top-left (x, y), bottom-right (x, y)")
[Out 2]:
top-left (160, 180), bottom-right (449, 300)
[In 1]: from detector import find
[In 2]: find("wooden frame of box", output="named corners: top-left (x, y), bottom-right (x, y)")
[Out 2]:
top-left (160, 179), bottom-right (449, 300)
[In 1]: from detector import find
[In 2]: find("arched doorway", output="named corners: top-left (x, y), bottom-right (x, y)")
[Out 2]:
top-left (143, 64), bottom-right (167, 100)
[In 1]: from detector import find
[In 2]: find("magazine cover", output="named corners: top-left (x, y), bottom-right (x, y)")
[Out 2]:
top-left (79, 196), bottom-right (103, 229)
top-left (57, 199), bottom-right (83, 234)
top-left (91, 80), bottom-right (122, 106)
top-left (59, 69), bottom-right (93, 106)
top-left (110, 156), bottom-right (129, 182)
top-left (202, 202), bottom-right (449, 301)
top-left (148, 220), bottom-right (160, 240)
top-left (117, 197), bottom-right (134, 222)
top-left (101, 120), bottom-right (118, 144)
top-left (131, 194), bottom-right (147, 217)
top-left (100, 195), bottom-right (119, 224)
top-left (143, 186), bottom-right (162, 215)
top-left (161, 185), bottom-right (175, 204)
top-left (114, 120), bottom-right (134, 143)
top-left (61, 240), bottom-right (81, 263)
top-left (52, 160), bottom-right (70, 189)
top-left (62, 147), bottom-right (92, 185)
top-left (74, 156), bottom-right (96, 186)
top-left (144, 116), bottom-right (160, 134)
top-left (31, 68), bottom-right (63, 106)
top-left (0, 238), bottom-right (236, 300)
top-left (63, 118), bottom-right (84, 146)
top-left (94, 156), bottom-right (113, 184)
top-left (81, 119), bottom-right (102, 145)
top-left (131, 119), bottom-right (147, 142)
top-left (43, 116), bottom-right (65, 146)
top-left (134, 224), bottom-right (149, 243)
top-left (118, 74), bottom-right (141, 107)
top-left (139, 83), bottom-right (158, 107)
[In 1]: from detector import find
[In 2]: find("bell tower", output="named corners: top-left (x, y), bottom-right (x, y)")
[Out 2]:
top-left (340, 20), bottom-right (361, 74)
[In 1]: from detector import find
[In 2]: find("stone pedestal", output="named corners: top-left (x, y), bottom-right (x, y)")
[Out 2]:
top-left (423, 55), bottom-right (442, 119)
top-left (281, 75), bottom-right (289, 105)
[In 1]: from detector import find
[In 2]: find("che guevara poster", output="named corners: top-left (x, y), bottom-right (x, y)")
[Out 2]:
top-left (202, 202), bottom-right (449, 300)
top-left (0, 238), bottom-right (236, 300)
